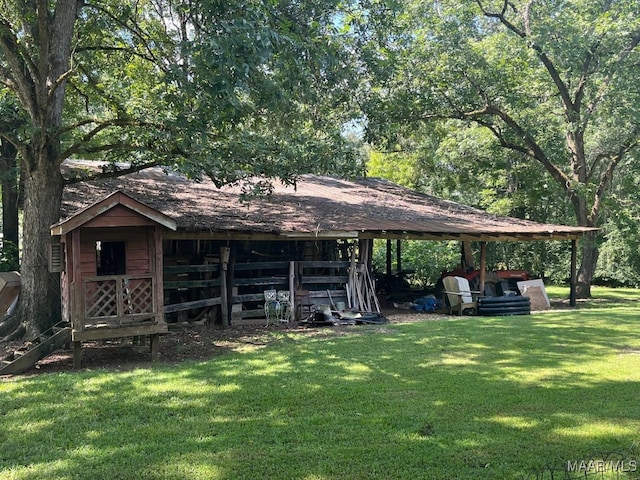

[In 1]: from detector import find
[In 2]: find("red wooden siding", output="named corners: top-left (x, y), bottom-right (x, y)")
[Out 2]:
top-left (75, 227), bottom-right (153, 279)
top-left (83, 205), bottom-right (157, 229)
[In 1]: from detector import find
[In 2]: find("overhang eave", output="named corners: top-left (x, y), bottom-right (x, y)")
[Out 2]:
top-left (357, 229), bottom-right (598, 242)
top-left (162, 226), bottom-right (599, 243)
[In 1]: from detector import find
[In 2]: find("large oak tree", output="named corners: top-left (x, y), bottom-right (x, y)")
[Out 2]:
top-left (0, 0), bottom-right (362, 338)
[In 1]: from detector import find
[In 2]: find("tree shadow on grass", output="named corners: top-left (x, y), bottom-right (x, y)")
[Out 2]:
top-left (2, 312), bottom-right (640, 479)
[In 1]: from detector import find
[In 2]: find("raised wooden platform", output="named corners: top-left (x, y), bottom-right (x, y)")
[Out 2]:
top-left (71, 323), bottom-right (168, 369)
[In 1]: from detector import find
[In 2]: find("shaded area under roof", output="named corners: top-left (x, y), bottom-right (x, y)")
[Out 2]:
top-left (60, 162), bottom-right (597, 242)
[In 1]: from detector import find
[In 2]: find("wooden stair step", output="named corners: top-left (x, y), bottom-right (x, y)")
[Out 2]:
top-left (0, 326), bottom-right (72, 375)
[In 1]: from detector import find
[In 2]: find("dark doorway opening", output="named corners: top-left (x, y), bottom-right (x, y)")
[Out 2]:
top-left (96, 241), bottom-right (126, 276)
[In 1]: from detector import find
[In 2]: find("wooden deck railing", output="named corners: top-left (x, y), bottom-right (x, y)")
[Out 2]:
top-left (81, 274), bottom-right (157, 330)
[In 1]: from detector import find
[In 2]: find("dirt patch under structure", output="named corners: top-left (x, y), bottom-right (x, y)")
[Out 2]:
top-left (1, 309), bottom-right (441, 377)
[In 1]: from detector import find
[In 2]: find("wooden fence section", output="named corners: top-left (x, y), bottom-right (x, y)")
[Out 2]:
top-left (231, 261), bottom-right (294, 324)
top-left (163, 258), bottom-right (378, 325)
top-left (297, 260), bottom-right (349, 310)
top-left (163, 259), bottom-right (222, 322)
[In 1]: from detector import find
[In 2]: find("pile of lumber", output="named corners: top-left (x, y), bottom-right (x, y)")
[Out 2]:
top-left (346, 242), bottom-right (381, 313)
top-left (346, 263), bottom-right (381, 313)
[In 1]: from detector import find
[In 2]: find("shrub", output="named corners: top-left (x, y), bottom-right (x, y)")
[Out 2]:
top-left (0, 241), bottom-right (20, 272)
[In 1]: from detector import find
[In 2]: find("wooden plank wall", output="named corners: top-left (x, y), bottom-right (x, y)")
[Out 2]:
top-left (78, 227), bottom-right (152, 278)
top-left (163, 256), bottom-right (222, 323)
top-left (230, 261), bottom-right (291, 323)
top-left (297, 260), bottom-right (349, 309)
top-left (162, 258), bottom-right (353, 326)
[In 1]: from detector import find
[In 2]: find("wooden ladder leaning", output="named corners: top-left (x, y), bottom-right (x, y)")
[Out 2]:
top-left (0, 321), bottom-right (72, 376)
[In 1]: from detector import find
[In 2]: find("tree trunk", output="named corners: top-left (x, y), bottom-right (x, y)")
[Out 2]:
top-left (6, 0), bottom-right (80, 337)
top-left (576, 231), bottom-right (599, 298)
top-left (461, 241), bottom-right (474, 270)
top-left (0, 317), bottom-right (25, 342)
top-left (18, 158), bottom-right (65, 337)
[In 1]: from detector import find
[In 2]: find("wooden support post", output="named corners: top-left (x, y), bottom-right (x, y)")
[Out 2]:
top-left (386, 238), bottom-right (392, 277)
top-left (396, 239), bottom-right (402, 273)
top-left (227, 244), bottom-right (236, 325)
top-left (479, 242), bottom-right (487, 295)
top-left (71, 230), bottom-right (83, 335)
top-left (570, 239), bottom-right (577, 307)
top-left (363, 239), bottom-right (373, 266)
top-left (73, 341), bottom-right (82, 369)
top-left (220, 246), bottom-right (231, 325)
top-left (154, 225), bottom-right (166, 327)
top-left (289, 261), bottom-right (295, 317)
top-left (150, 334), bottom-right (160, 361)
top-left (349, 246), bottom-right (358, 310)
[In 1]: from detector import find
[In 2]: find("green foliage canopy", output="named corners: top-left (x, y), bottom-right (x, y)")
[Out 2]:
top-left (0, 0), bottom-right (365, 334)
top-left (61, 0), bottom-right (365, 185)
top-left (361, 0), bottom-right (640, 221)
top-left (357, 0), bottom-right (640, 295)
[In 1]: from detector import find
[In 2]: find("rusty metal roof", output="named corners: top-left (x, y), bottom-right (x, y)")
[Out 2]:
top-left (60, 163), bottom-right (596, 241)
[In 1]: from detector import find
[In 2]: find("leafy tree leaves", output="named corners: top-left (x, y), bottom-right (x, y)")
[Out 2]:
top-left (359, 0), bottom-right (640, 293)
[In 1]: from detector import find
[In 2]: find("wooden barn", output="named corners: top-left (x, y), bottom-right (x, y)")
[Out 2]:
top-left (54, 161), bottom-right (597, 364)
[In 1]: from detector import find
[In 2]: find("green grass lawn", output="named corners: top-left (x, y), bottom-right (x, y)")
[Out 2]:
top-left (2, 287), bottom-right (640, 479)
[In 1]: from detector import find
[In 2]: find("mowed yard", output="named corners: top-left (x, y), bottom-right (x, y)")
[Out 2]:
top-left (1, 286), bottom-right (639, 480)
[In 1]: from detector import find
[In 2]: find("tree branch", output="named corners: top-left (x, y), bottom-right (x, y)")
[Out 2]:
top-left (585, 30), bottom-right (640, 120)
top-left (71, 65), bottom-right (129, 118)
top-left (57, 117), bottom-right (172, 159)
top-left (460, 103), bottom-right (574, 194)
top-left (64, 159), bottom-right (162, 184)
top-left (573, 40), bottom-right (600, 126)
top-left (0, 18), bottom-right (39, 119)
top-left (474, 118), bottom-right (530, 157)
top-left (590, 131), bottom-right (640, 223)
top-left (475, 0), bottom-right (576, 120)
top-left (36, 0), bottom-right (51, 110)
top-left (47, 68), bottom-right (76, 103)
top-left (75, 45), bottom-right (160, 66)
top-left (82, 1), bottom-right (164, 66)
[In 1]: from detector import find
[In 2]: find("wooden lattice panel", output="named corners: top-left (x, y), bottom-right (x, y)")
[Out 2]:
top-left (82, 275), bottom-right (156, 328)
top-left (123, 278), bottom-right (153, 314)
top-left (85, 279), bottom-right (118, 318)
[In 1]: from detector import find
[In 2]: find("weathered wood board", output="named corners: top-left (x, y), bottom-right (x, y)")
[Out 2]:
top-left (0, 326), bottom-right (71, 376)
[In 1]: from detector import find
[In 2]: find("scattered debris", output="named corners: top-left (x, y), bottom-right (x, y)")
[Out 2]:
top-left (394, 295), bottom-right (443, 313)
